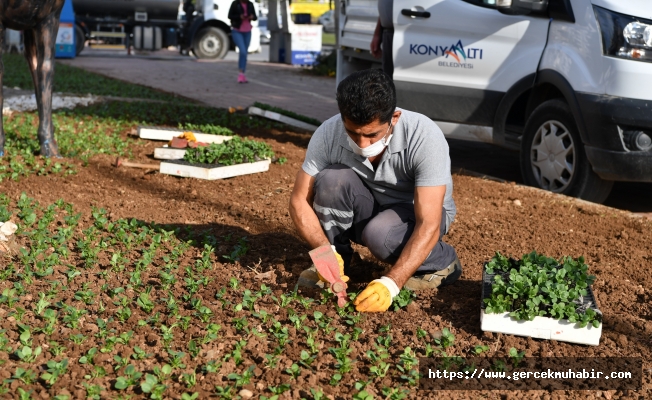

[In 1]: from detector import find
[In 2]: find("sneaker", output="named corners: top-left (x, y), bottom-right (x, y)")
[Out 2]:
top-left (403, 257), bottom-right (462, 291)
top-left (241, 73), bottom-right (248, 83)
top-left (296, 265), bottom-right (326, 289)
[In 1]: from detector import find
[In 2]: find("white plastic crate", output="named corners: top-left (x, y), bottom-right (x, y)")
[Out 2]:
top-left (480, 310), bottom-right (602, 346)
top-left (159, 159), bottom-right (270, 180)
top-left (153, 147), bottom-right (186, 160)
top-left (481, 268), bottom-right (602, 346)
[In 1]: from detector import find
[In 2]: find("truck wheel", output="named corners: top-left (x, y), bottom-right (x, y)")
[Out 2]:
top-left (520, 99), bottom-right (613, 203)
top-left (75, 25), bottom-right (85, 56)
top-left (193, 27), bottom-right (229, 59)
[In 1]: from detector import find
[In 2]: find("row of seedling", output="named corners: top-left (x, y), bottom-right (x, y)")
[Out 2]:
top-left (0, 194), bottom-right (523, 399)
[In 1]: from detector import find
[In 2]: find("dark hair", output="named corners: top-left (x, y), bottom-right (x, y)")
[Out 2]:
top-left (336, 69), bottom-right (396, 125)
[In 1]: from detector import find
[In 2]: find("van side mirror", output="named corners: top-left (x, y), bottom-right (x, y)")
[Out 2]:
top-left (495, 0), bottom-right (548, 15)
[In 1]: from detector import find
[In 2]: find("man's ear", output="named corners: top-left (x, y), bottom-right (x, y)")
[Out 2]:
top-left (392, 110), bottom-right (402, 124)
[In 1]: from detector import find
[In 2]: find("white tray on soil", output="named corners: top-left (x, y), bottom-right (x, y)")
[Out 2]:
top-left (138, 126), bottom-right (232, 144)
top-left (159, 159), bottom-right (271, 180)
top-left (480, 269), bottom-right (602, 346)
top-left (154, 147), bottom-right (186, 160)
top-left (480, 310), bottom-right (602, 346)
top-left (248, 106), bottom-right (319, 131)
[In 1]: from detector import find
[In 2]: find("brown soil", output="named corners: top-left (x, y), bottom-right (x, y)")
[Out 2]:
top-left (1, 122), bottom-right (651, 400)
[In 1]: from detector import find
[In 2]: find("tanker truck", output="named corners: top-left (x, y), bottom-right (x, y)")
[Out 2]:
top-left (72, 0), bottom-right (261, 59)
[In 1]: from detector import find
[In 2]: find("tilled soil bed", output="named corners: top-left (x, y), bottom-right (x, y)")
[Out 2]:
top-left (0, 119), bottom-right (651, 400)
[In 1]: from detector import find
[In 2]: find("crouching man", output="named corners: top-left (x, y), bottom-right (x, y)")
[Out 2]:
top-left (289, 69), bottom-right (461, 312)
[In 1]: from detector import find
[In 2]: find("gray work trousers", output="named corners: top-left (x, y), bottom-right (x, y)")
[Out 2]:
top-left (313, 164), bottom-right (458, 272)
top-left (381, 28), bottom-right (394, 79)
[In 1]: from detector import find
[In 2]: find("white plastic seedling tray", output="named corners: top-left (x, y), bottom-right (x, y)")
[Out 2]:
top-left (138, 126), bottom-right (232, 144)
top-left (480, 269), bottom-right (602, 346)
top-left (160, 159), bottom-right (271, 180)
top-left (154, 147), bottom-right (186, 160)
top-left (248, 106), bottom-right (319, 131)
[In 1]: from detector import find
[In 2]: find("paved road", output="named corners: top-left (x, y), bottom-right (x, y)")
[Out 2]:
top-left (61, 46), bottom-right (339, 122)
top-left (61, 47), bottom-right (651, 213)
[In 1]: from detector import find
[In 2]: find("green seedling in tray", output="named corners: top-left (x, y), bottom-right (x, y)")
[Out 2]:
top-left (484, 251), bottom-right (602, 328)
top-left (178, 123), bottom-right (233, 136)
top-left (183, 136), bottom-right (274, 166)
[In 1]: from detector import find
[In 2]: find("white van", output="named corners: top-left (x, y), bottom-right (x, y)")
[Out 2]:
top-left (337, 0), bottom-right (652, 203)
top-left (73, 0), bottom-right (261, 59)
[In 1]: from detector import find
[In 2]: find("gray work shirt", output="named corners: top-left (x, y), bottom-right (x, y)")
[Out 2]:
top-left (302, 109), bottom-right (457, 231)
top-left (378, 0), bottom-right (393, 28)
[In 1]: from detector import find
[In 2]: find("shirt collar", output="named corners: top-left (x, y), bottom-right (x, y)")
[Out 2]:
top-left (387, 110), bottom-right (407, 154)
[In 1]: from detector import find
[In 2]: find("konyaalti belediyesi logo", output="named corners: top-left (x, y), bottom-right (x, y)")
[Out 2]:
top-left (408, 39), bottom-right (484, 69)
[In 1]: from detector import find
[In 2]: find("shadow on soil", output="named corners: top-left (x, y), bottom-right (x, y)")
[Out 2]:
top-left (128, 220), bottom-right (486, 322)
top-left (447, 138), bottom-right (652, 213)
top-left (132, 221), bottom-right (309, 264)
top-left (425, 278), bottom-right (483, 335)
top-left (130, 220), bottom-right (315, 284)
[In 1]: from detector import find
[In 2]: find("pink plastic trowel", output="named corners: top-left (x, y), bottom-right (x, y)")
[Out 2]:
top-left (309, 245), bottom-right (348, 307)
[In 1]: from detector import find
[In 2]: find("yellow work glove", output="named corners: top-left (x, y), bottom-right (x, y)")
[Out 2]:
top-left (354, 276), bottom-right (400, 313)
top-left (179, 131), bottom-right (197, 142)
top-left (168, 131), bottom-right (196, 146)
top-left (317, 245), bottom-right (349, 283)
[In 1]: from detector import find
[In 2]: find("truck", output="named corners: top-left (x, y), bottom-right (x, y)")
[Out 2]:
top-left (337, 0), bottom-right (652, 203)
top-left (72, 0), bottom-right (261, 59)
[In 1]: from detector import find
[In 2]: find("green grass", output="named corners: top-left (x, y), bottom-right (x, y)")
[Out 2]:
top-left (71, 101), bottom-right (282, 130)
top-left (0, 53), bottom-right (287, 182)
top-left (2, 54), bottom-right (180, 102)
top-left (0, 100), bottom-right (283, 182)
top-left (322, 32), bottom-right (336, 46)
top-left (0, 111), bottom-right (133, 182)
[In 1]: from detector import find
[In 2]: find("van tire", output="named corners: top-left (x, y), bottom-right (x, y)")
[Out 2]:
top-left (193, 27), bottom-right (229, 60)
top-left (520, 99), bottom-right (613, 203)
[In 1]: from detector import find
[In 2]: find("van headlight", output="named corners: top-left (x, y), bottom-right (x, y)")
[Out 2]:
top-left (594, 6), bottom-right (652, 63)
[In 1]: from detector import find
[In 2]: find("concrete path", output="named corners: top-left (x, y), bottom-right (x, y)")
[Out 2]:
top-left (59, 47), bottom-right (339, 122)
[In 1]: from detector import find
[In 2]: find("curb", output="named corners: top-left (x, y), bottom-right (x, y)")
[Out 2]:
top-left (248, 106), bottom-right (320, 131)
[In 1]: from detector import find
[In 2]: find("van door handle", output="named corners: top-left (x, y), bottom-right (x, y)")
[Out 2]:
top-left (401, 9), bottom-right (431, 18)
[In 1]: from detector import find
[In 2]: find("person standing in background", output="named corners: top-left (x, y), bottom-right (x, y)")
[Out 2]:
top-left (229, 0), bottom-right (258, 83)
top-left (370, 0), bottom-right (394, 78)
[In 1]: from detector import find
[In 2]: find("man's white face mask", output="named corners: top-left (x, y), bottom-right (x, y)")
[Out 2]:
top-left (347, 122), bottom-right (393, 158)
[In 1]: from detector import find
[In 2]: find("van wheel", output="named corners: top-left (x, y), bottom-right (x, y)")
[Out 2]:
top-left (193, 27), bottom-right (229, 60)
top-left (520, 99), bottom-right (613, 203)
top-left (75, 25), bottom-right (85, 56)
